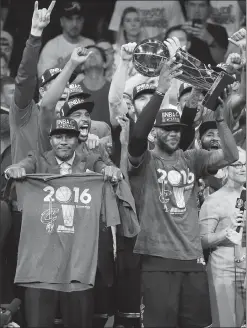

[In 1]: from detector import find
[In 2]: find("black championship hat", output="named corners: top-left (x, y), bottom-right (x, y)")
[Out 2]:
top-left (68, 83), bottom-right (91, 100)
top-left (199, 121), bottom-right (217, 139)
top-left (61, 1), bottom-right (83, 17)
top-left (178, 83), bottom-right (192, 100)
top-left (61, 97), bottom-right (94, 117)
top-left (154, 109), bottom-right (187, 128)
top-left (39, 68), bottom-right (62, 88)
top-left (132, 83), bottom-right (156, 101)
top-left (49, 117), bottom-right (80, 136)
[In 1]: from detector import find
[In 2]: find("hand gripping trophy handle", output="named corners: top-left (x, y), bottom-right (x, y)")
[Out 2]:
top-left (132, 39), bottom-right (235, 110)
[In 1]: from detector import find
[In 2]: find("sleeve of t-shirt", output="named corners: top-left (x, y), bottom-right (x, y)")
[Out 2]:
top-left (37, 39), bottom-right (59, 77)
top-left (101, 182), bottom-right (121, 227)
top-left (9, 99), bottom-right (36, 130)
top-left (184, 149), bottom-right (212, 178)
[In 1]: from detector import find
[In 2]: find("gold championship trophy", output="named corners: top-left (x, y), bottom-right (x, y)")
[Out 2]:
top-left (132, 39), bottom-right (235, 110)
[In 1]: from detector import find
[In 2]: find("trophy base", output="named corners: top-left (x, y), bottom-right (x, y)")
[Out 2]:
top-left (202, 71), bottom-right (235, 111)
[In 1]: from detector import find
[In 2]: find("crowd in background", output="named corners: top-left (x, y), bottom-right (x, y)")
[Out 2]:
top-left (0, 0), bottom-right (246, 328)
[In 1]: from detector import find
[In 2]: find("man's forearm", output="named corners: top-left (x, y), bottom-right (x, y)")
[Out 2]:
top-left (129, 93), bottom-right (164, 157)
top-left (231, 67), bottom-right (246, 119)
top-left (120, 144), bottom-right (129, 183)
top-left (109, 59), bottom-right (130, 127)
top-left (14, 34), bottom-right (42, 110)
top-left (201, 229), bottom-right (228, 249)
top-left (40, 60), bottom-right (76, 112)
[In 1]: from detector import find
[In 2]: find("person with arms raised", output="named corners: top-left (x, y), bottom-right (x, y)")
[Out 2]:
top-left (128, 37), bottom-right (239, 328)
top-left (37, 1), bottom-right (94, 76)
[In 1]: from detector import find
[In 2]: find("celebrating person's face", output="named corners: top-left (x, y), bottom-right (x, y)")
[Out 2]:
top-left (84, 47), bottom-right (105, 70)
top-left (155, 126), bottom-right (182, 154)
top-left (60, 15), bottom-right (84, 39)
top-left (228, 151), bottom-right (246, 185)
top-left (123, 11), bottom-right (141, 37)
top-left (186, 0), bottom-right (210, 22)
top-left (201, 129), bottom-right (221, 151)
top-left (68, 109), bottom-right (91, 142)
top-left (134, 93), bottom-right (153, 117)
top-left (97, 41), bottom-right (115, 68)
top-left (1, 83), bottom-right (15, 107)
top-left (50, 132), bottom-right (78, 161)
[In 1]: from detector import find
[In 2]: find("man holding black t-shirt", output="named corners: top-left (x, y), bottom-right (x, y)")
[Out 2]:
top-left (128, 37), bottom-right (239, 328)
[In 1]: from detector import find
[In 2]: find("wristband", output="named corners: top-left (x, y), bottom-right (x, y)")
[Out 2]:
top-left (216, 118), bottom-right (224, 123)
top-left (155, 90), bottom-right (166, 97)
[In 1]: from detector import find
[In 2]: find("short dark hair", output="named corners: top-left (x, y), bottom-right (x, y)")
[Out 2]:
top-left (86, 45), bottom-right (107, 63)
top-left (165, 25), bottom-right (191, 42)
top-left (0, 76), bottom-right (15, 94)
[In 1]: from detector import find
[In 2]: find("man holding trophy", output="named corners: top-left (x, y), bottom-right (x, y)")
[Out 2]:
top-left (128, 37), bottom-right (239, 328)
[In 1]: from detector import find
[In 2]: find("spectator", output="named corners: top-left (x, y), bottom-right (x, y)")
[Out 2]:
top-left (0, 105), bottom-right (12, 306)
top-left (0, 76), bottom-right (15, 109)
top-left (78, 45), bottom-right (111, 126)
top-left (183, 0), bottom-right (228, 65)
top-left (0, 30), bottom-right (13, 64)
top-left (197, 121), bottom-right (228, 207)
top-left (0, 52), bottom-right (10, 78)
top-left (37, 1), bottom-right (94, 77)
top-left (4, 117), bottom-right (122, 328)
top-left (209, 1), bottom-right (244, 38)
top-left (200, 147), bottom-right (246, 327)
top-left (113, 7), bottom-right (148, 78)
top-left (109, 1), bottom-right (185, 39)
top-left (96, 39), bottom-right (116, 82)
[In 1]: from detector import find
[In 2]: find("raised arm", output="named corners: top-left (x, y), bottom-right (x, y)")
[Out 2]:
top-left (205, 90), bottom-right (239, 172)
top-left (129, 39), bottom-right (183, 164)
top-left (108, 43), bottom-right (136, 127)
top-left (39, 47), bottom-right (92, 129)
top-left (14, 1), bottom-right (55, 110)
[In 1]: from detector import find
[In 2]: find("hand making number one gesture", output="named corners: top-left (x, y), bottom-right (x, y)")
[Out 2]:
top-left (31, 1), bottom-right (56, 36)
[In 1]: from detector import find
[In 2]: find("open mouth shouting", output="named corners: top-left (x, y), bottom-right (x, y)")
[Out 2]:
top-left (209, 141), bottom-right (220, 150)
top-left (79, 123), bottom-right (89, 140)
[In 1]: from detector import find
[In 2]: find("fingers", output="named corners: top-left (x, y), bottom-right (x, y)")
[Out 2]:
top-left (47, 0), bottom-right (56, 14)
top-left (122, 42), bottom-right (137, 53)
top-left (41, 8), bottom-right (47, 21)
top-left (34, 1), bottom-right (38, 11)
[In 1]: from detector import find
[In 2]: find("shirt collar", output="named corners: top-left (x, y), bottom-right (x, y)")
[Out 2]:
top-left (56, 152), bottom-right (76, 166)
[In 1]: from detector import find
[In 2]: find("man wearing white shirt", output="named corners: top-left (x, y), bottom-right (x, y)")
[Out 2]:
top-left (108, 1), bottom-right (185, 39)
top-left (38, 1), bottom-right (94, 77)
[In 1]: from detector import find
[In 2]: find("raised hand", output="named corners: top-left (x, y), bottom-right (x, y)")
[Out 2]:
top-left (120, 42), bottom-right (137, 61)
top-left (86, 133), bottom-right (100, 150)
top-left (117, 115), bottom-right (130, 146)
top-left (225, 53), bottom-right (243, 71)
top-left (4, 166), bottom-right (26, 180)
top-left (70, 47), bottom-right (93, 68)
top-left (157, 56), bottom-right (183, 94)
top-left (229, 28), bottom-right (246, 50)
top-left (214, 85), bottom-right (232, 122)
top-left (31, 1), bottom-right (56, 36)
top-left (163, 37), bottom-right (181, 58)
